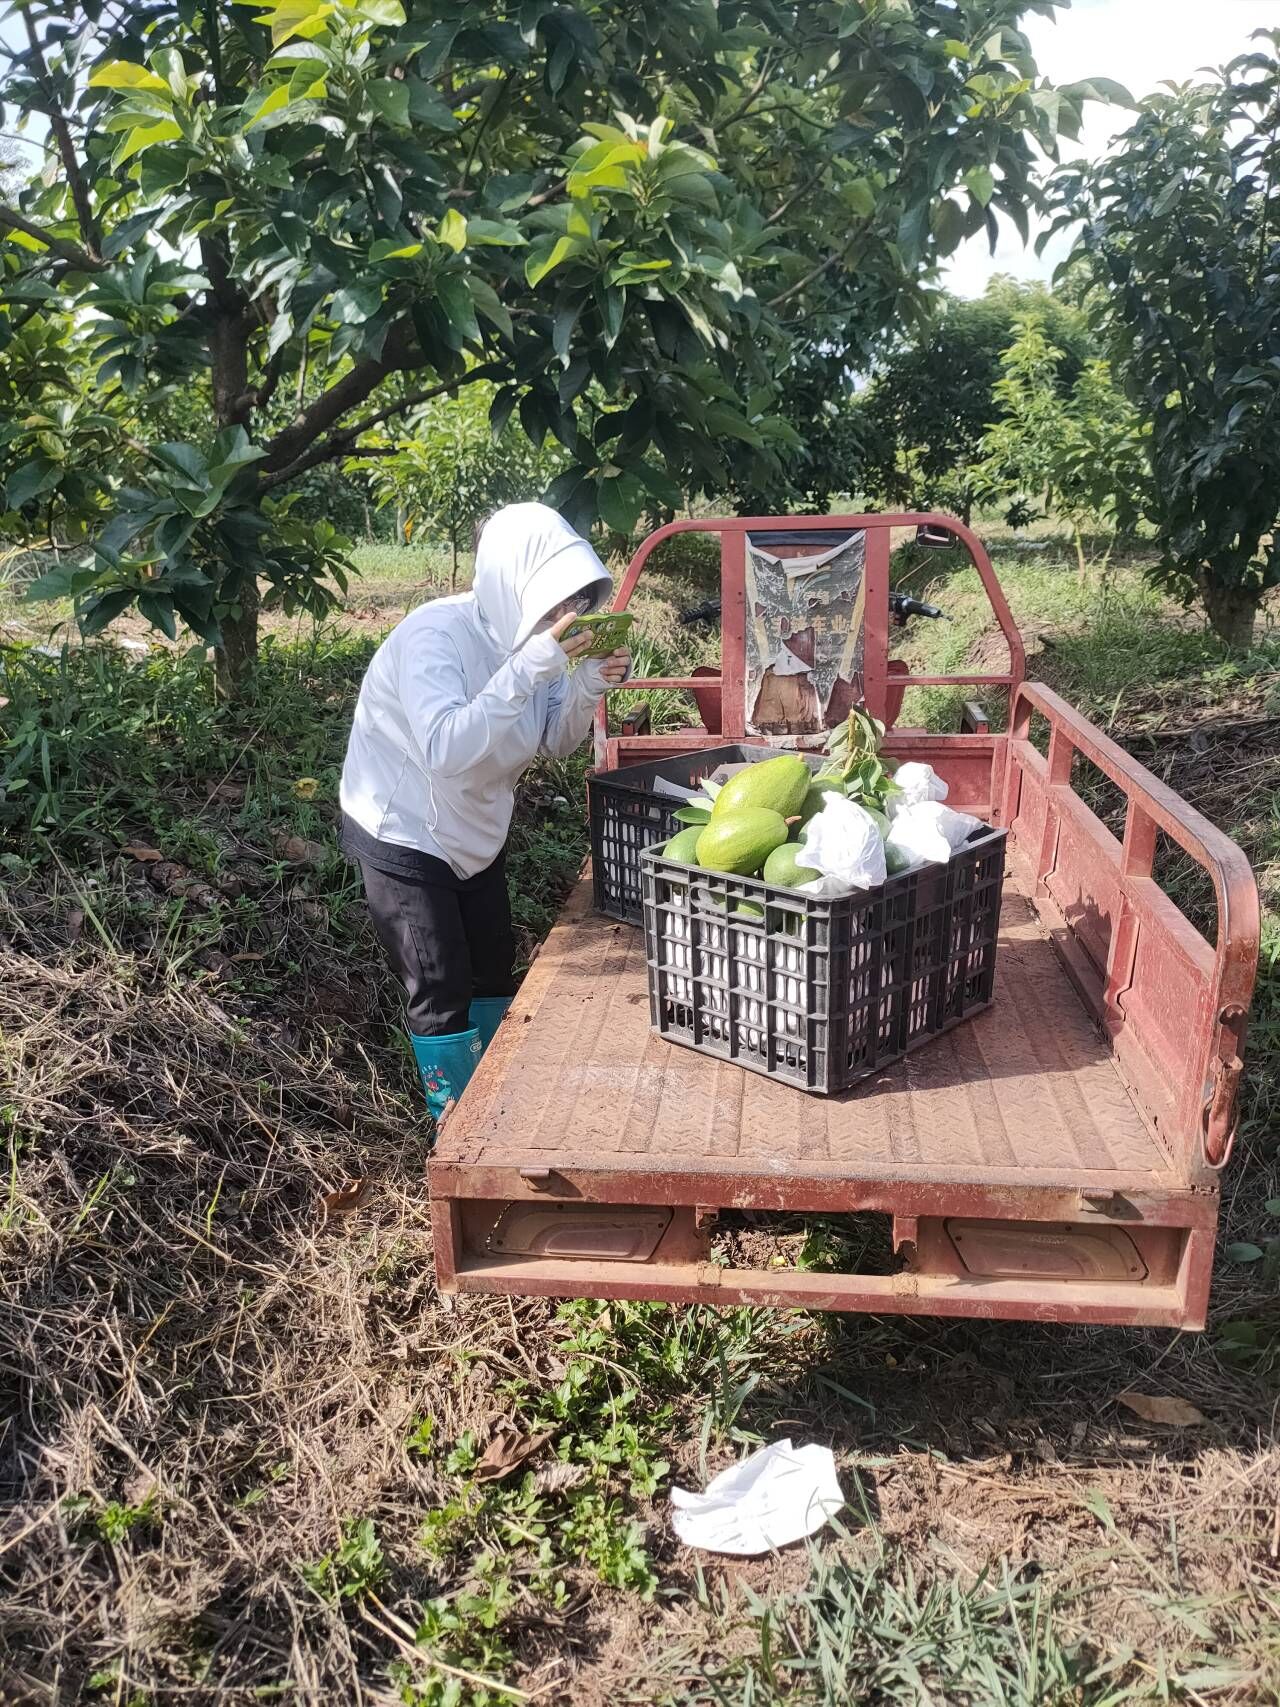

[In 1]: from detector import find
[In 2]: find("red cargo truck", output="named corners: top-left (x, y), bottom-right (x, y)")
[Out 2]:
top-left (429, 515), bottom-right (1259, 1330)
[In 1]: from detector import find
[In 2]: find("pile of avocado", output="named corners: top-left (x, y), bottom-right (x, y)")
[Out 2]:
top-left (657, 751), bottom-right (906, 899)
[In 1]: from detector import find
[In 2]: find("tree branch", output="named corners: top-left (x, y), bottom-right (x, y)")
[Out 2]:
top-left (235, 346), bottom-right (287, 418)
top-left (718, 53), bottom-right (776, 133)
top-left (22, 12), bottom-right (102, 258)
top-left (768, 223), bottom-right (869, 309)
top-left (260, 363), bottom-right (504, 490)
top-left (767, 166), bottom-right (828, 227)
top-left (526, 179), bottom-right (567, 210)
top-left (0, 203), bottom-right (106, 270)
top-left (262, 356), bottom-right (402, 475)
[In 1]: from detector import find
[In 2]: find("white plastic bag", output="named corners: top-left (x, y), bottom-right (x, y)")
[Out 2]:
top-left (888, 761), bottom-right (948, 816)
top-left (796, 794), bottom-right (887, 896)
top-left (885, 800), bottom-right (983, 868)
top-left (670, 1439), bottom-right (845, 1556)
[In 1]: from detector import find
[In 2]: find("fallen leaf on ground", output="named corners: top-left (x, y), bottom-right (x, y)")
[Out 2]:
top-left (65, 908), bottom-right (84, 944)
top-left (533, 1460), bottom-right (588, 1497)
top-left (231, 952), bottom-right (265, 963)
top-left (474, 1423), bottom-right (556, 1484)
top-left (275, 833), bottom-right (326, 865)
top-left (209, 780), bottom-right (246, 804)
top-left (122, 844), bottom-right (164, 862)
top-left (1115, 1392), bottom-right (1208, 1427)
top-left (319, 1177), bottom-right (374, 1220)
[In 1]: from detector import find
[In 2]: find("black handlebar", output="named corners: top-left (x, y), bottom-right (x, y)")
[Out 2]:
top-left (679, 592), bottom-right (948, 626)
top-left (889, 593), bottom-right (946, 624)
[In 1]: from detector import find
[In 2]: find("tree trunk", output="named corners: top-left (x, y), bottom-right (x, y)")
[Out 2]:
top-left (1202, 580), bottom-right (1258, 650)
top-left (215, 577), bottom-right (260, 699)
top-left (201, 236), bottom-right (261, 700)
top-left (450, 536), bottom-right (459, 591)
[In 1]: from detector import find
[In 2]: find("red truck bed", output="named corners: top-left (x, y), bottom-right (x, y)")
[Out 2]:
top-left (429, 518), bottom-right (1259, 1331)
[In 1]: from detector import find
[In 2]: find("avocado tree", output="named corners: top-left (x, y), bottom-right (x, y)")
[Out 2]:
top-left (854, 278), bottom-right (1094, 521)
top-left (1048, 30), bottom-right (1280, 645)
top-left (360, 379), bottom-right (565, 585)
top-left (972, 318), bottom-right (1150, 576)
top-left (0, 0), bottom-right (1110, 694)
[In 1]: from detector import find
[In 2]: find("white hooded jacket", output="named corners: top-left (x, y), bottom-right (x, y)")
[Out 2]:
top-left (340, 504), bottom-right (613, 879)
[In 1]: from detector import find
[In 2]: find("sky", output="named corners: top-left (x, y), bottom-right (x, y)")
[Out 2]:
top-left (942, 0), bottom-right (1280, 297)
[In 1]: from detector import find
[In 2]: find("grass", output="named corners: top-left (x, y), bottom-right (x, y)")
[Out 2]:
top-left (2, 529), bottom-right (1279, 1705)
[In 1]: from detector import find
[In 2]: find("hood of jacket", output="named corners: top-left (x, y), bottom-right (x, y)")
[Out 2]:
top-left (473, 502), bottom-right (611, 652)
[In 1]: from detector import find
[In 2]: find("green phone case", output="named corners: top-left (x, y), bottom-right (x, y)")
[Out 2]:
top-left (564, 610), bottom-right (636, 658)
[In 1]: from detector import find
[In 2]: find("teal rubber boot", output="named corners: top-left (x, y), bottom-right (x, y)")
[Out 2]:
top-left (409, 1028), bottom-right (483, 1122)
top-left (469, 996), bottom-right (513, 1054)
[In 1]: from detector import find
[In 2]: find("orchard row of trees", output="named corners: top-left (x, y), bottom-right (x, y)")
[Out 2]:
top-left (1, 5), bottom-right (1278, 677)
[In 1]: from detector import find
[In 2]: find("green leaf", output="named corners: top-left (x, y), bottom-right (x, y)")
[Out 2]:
top-left (246, 82), bottom-right (293, 129)
top-left (597, 471), bottom-right (644, 535)
top-left (552, 298), bottom-right (579, 362)
top-left (88, 61), bottom-right (171, 95)
top-left (490, 389), bottom-right (518, 438)
top-left (1265, 1199), bottom-right (1280, 1217)
top-left (79, 588), bottom-right (138, 637)
top-left (1079, 1489), bottom-right (1114, 1531)
top-left (137, 592), bottom-right (178, 641)
top-left (151, 442), bottom-right (208, 482)
top-left (7, 458), bottom-right (59, 508)
top-left (331, 281), bottom-right (382, 323)
top-left (352, 0), bottom-right (405, 23)
top-left (964, 164), bottom-right (995, 207)
top-left (673, 805), bottom-right (712, 826)
top-left (525, 234), bottom-right (584, 288)
top-left (367, 78), bottom-right (411, 129)
top-left (113, 121), bottom-right (183, 167)
top-left (405, 77), bottom-right (459, 131)
top-left (24, 563), bottom-right (78, 601)
top-left (468, 277), bottom-right (513, 339)
top-left (597, 285), bottom-right (624, 348)
top-left (637, 462), bottom-right (682, 508)
top-left (435, 273), bottom-right (480, 345)
top-left (251, 0), bottom-right (335, 49)
top-left (369, 238), bottom-right (423, 261)
top-left (438, 208), bottom-right (468, 253)
top-left (465, 217), bottom-right (525, 246)
top-left (1225, 1242), bottom-right (1264, 1263)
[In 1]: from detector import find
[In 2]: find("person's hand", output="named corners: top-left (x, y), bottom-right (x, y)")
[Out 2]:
top-left (549, 610), bottom-right (595, 660)
top-left (596, 648), bottom-right (630, 686)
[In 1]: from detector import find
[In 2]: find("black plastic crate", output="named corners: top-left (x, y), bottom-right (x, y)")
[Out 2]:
top-left (640, 826), bottom-right (1007, 1094)
top-left (588, 743), bottom-right (783, 924)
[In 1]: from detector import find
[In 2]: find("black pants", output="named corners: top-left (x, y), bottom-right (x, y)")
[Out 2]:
top-left (358, 853), bottom-right (517, 1036)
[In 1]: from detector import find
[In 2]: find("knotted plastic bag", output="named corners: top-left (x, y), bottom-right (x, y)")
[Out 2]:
top-left (795, 794), bottom-right (887, 896)
top-left (885, 800), bottom-right (983, 868)
top-left (888, 761), bottom-right (949, 815)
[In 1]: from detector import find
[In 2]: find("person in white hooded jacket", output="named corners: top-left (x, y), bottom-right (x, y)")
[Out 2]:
top-left (340, 503), bottom-right (629, 1120)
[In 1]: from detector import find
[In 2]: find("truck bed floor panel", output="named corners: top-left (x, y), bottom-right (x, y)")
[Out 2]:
top-left (437, 872), bottom-right (1167, 1191)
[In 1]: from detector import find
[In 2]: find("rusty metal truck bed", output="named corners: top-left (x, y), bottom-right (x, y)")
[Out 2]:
top-left (429, 516), bottom-right (1258, 1331)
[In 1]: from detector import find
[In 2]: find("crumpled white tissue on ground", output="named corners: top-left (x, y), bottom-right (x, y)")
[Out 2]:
top-left (888, 761), bottom-right (949, 814)
top-left (795, 794), bottom-right (887, 896)
top-left (670, 1440), bottom-right (845, 1555)
top-left (886, 800), bottom-right (983, 868)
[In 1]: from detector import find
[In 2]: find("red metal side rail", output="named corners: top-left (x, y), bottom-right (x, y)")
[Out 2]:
top-left (593, 512), bottom-right (1026, 767)
top-left (1000, 682), bottom-right (1259, 1180)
